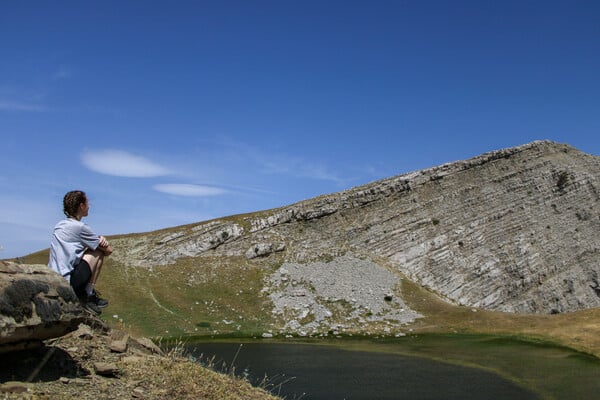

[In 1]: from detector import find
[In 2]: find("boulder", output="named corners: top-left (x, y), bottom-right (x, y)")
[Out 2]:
top-left (245, 242), bottom-right (286, 259)
top-left (0, 261), bottom-right (87, 353)
top-left (93, 362), bottom-right (120, 377)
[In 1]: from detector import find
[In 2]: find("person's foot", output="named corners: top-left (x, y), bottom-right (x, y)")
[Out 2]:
top-left (78, 296), bottom-right (102, 315)
top-left (88, 291), bottom-right (109, 308)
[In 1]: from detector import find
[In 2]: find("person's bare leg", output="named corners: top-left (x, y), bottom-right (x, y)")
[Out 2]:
top-left (82, 249), bottom-right (104, 287)
top-left (82, 249), bottom-right (108, 308)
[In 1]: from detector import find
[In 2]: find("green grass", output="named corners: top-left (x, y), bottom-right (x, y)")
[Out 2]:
top-left (12, 247), bottom-right (600, 362)
top-left (367, 334), bottom-right (600, 400)
top-left (399, 273), bottom-right (600, 358)
top-left (99, 255), bottom-right (275, 338)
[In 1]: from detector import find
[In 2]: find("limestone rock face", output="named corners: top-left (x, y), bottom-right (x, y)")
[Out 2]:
top-left (0, 261), bottom-right (86, 352)
top-left (122, 221), bottom-right (245, 266)
top-left (112, 141), bottom-right (600, 314)
top-left (245, 242), bottom-right (286, 259)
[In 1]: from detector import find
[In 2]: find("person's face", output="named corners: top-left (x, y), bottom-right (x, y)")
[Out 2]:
top-left (79, 199), bottom-right (90, 217)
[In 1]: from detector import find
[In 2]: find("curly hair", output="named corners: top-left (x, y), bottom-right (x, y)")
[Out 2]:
top-left (63, 190), bottom-right (87, 218)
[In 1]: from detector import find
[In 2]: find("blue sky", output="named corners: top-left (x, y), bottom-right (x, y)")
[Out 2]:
top-left (1, 1), bottom-right (599, 258)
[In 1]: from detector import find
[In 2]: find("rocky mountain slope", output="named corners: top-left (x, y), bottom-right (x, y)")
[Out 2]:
top-left (4, 140), bottom-right (599, 399)
top-left (109, 141), bottom-right (599, 322)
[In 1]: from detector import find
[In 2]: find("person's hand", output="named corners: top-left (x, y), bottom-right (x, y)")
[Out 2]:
top-left (99, 236), bottom-right (113, 255)
top-left (99, 236), bottom-right (109, 247)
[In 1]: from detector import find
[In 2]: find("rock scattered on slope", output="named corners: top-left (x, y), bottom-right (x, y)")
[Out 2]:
top-left (263, 254), bottom-right (422, 335)
top-left (110, 141), bottom-right (600, 315)
top-left (0, 322), bottom-right (278, 400)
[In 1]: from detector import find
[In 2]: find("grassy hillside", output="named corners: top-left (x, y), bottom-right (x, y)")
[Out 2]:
top-left (18, 247), bottom-right (600, 358)
top-left (20, 248), bottom-right (281, 338)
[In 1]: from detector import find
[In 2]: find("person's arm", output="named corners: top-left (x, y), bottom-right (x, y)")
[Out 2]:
top-left (80, 223), bottom-right (112, 255)
top-left (98, 235), bottom-right (113, 256)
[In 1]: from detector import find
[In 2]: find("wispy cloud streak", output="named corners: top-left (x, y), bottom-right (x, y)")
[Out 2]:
top-left (54, 65), bottom-right (72, 80)
top-left (212, 138), bottom-right (349, 184)
top-left (0, 100), bottom-right (46, 112)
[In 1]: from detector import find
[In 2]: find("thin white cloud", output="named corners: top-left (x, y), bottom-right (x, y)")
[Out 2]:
top-left (81, 149), bottom-right (171, 177)
top-left (54, 65), bottom-right (72, 80)
top-left (0, 195), bottom-right (57, 229)
top-left (261, 155), bottom-right (347, 184)
top-left (0, 100), bottom-right (46, 112)
top-left (296, 163), bottom-right (346, 183)
top-left (210, 138), bottom-right (349, 184)
top-left (153, 183), bottom-right (227, 197)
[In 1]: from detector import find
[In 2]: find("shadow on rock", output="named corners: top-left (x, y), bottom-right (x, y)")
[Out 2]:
top-left (0, 345), bottom-right (88, 383)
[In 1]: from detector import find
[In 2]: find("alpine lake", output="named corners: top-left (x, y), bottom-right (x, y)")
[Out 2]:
top-left (177, 333), bottom-right (600, 400)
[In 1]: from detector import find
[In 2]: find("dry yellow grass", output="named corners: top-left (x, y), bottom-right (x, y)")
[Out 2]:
top-left (401, 277), bottom-right (600, 357)
top-left (0, 324), bottom-right (280, 400)
top-left (121, 352), bottom-right (281, 400)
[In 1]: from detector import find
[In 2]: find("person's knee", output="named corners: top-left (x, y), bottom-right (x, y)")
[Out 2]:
top-left (82, 250), bottom-right (104, 268)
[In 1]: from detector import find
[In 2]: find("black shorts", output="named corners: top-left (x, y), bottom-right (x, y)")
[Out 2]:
top-left (70, 259), bottom-right (92, 297)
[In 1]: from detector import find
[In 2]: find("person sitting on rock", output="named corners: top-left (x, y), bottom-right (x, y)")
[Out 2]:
top-left (48, 190), bottom-right (113, 314)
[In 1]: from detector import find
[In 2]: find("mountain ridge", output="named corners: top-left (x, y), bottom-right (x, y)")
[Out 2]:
top-left (109, 140), bottom-right (600, 317)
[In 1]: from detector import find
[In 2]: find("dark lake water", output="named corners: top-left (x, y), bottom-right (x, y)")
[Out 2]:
top-left (185, 338), bottom-right (553, 400)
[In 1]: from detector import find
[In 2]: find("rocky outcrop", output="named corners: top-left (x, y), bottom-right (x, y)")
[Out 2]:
top-left (245, 242), bottom-right (286, 259)
top-left (0, 261), bottom-right (87, 352)
top-left (111, 141), bottom-right (600, 315)
top-left (122, 221), bottom-right (245, 266)
top-left (263, 254), bottom-right (422, 336)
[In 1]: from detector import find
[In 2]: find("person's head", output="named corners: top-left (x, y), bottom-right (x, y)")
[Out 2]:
top-left (63, 190), bottom-right (89, 219)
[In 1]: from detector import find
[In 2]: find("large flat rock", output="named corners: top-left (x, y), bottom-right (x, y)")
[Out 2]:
top-left (0, 261), bottom-right (87, 352)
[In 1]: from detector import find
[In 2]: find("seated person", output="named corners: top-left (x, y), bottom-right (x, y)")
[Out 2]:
top-left (49, 190), bottom-right (113, 314)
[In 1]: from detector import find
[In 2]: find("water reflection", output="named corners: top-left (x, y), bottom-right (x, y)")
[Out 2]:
top-left (187, 342), bottom-right (539, 400)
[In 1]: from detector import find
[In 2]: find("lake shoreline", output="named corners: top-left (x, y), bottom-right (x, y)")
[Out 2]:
top-left (170, 332), bottom-right (600, 400)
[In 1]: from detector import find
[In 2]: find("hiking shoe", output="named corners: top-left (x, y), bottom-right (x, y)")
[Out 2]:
top-left (88, 291), bottom-right (109, 308)
top-left (81, 299), bottom-right (102, 315)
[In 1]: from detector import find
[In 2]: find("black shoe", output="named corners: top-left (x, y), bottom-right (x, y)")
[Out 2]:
top-left (88, 291), bottom-right (109, 308)
top-left (80, 299), bottom-right (102, 315)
